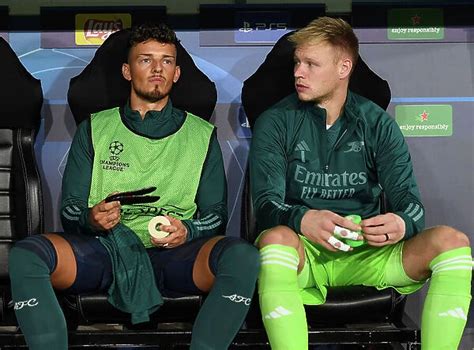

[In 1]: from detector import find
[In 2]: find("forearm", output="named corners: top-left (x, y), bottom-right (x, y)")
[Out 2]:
top-left (60, 120), bottom-right (97, 234)
top-left (382, 158), bottom-right (425, 239)
top-left (60, 199), bottom-right (96, 235)
top-left (184, 132), bottom-right (228, 240)
top-left (393, 199), bottom-right (425, 239)
top-left (250, 112), bottom-right (310, 232)
top-left (254, 197), bottom-right (309, 233)
top-left (184, 203), bottom-right (228, 240)
top-left (376, 117), bottom-right (425, 239)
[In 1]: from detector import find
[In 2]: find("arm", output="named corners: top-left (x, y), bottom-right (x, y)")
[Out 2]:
top-left (183, 131), bottom-right (228, 240)
top-left (60, 120), bottom-right (96, 234)
top-left (362, 115), bottom-right (424, 243)
top-left (249, 112), bottom-right (309, 233)
top-left (60, 120), bottom-right (120, 234)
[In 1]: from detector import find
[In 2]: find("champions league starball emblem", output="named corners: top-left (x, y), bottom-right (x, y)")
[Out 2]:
top-left (109, 140), bottom-right (124, 161)
top-left (100, 141), bottom-right (129, 171)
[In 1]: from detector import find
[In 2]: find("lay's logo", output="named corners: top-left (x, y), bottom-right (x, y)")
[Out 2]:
top-left (75, 13), bottom-right (131, 45)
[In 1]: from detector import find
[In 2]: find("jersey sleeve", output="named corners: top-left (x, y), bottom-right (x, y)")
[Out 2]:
top-left (60, 120), bottom-right (98, 235)
top-left (374, 115), bottom-right (425, 238)
top-left (249, 111), bottom-right (309, 234)
top-left (182, 131), bottom-right (228, 240)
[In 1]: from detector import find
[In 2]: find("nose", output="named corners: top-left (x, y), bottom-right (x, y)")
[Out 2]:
top-left (151, 62), bottom-right (163, 73)
top-left (294, 64), bottom-right (304, 79)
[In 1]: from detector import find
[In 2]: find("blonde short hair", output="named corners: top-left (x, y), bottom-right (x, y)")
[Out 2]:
top-left (289, 17), bottom-right (359, 64)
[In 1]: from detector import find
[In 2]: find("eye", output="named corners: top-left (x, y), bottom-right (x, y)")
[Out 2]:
top-left (140, 57), bottom-right (151, 64)
top-left (307, 61), bottom-right (319, 68)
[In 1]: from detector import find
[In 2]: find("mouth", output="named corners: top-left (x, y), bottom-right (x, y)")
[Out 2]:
top-left (149, 76), bottom-right (165, 83)
top-left (295, 83), bottom-right (308, 92)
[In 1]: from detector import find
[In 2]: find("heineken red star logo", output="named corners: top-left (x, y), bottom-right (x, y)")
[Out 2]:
top-left (417, 110), bottom-right (429, 122)
top-left (411, 14), bottom-right (422, 26)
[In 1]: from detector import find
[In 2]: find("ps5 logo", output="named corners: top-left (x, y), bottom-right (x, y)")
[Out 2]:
top-left (239, 21), bottom-right (287, 33)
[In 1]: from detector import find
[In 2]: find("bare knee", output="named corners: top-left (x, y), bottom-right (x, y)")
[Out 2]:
top-left (427, 225), bottom-right (470, 254)
top-left (258, 225), bottom-right (300, 249)
top-left (43, 233), bottom-right (77, 290)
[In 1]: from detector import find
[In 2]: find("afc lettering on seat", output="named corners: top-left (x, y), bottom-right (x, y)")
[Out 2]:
top-left (14, 298), bottom-right (39, 310)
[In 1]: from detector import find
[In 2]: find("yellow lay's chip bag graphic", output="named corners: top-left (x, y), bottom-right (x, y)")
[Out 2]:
top-left (75, 13), bottom-right (131, 45)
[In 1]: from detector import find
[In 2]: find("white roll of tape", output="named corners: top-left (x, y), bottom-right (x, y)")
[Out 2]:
top-left (148, 216), bottom-right (170, 239)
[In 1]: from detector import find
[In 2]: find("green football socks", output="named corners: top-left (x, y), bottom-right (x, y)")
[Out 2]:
top-left (8, 247), bottom-right (68, 349)
top-left (190, 243), bottom-right (259, 350)
top-left (258, 244), bottom-right (307, 350)
top-left (422, 246), bottom-right (472, 349)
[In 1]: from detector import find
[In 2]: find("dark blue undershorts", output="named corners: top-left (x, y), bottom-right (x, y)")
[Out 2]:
top-left (16, 233), bottom-right (242, 297)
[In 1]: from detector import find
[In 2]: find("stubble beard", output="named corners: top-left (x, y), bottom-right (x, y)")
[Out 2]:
top-left (135, 85), bottom-right (169, 104)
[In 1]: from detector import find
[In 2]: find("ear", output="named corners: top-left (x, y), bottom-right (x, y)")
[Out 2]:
top-left (122, 63), bottom-right (131, 81)
top-left (339, 58), bottom-right (352, 80)
top-left (173, 65), bottom-right (181, 83)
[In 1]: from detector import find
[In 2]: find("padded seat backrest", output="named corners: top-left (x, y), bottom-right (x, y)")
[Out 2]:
top-left (68, 29), bottom-right (217, 125)
top-left (0, 38), bottom-right (43, 280)
top-left (242, 31), bottom-right (391, 128)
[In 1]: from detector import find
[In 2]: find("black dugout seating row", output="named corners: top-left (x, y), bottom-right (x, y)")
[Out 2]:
top-left (0, 29), bottom-right (420, 349)
top-left (0, 37), bottom-right (44, 330)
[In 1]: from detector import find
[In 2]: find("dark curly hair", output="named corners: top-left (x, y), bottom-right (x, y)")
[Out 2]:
top-left (127, 22), bottom-right (180, 58)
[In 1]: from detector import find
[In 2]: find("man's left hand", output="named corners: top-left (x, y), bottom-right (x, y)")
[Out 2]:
top-left (361, 213), bottom-right (405, 246)
top-left (150, 216), bottom-right (188, 249)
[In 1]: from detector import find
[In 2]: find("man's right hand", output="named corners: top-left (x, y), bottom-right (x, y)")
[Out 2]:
top-left (300, 209), bottom-right (362, 252)
top-left (89, 198), bottom-right (121, 231)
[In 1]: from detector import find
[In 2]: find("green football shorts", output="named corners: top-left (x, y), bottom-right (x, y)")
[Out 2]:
top-left (296, 236), bottom-right (426, 305)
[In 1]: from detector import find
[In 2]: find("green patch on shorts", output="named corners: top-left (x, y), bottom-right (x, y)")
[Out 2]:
top-left (298, 236), bottom-right (426, 305)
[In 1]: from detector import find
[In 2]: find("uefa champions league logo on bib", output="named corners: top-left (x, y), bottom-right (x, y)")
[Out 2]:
top-left (99, 141), bottom-right (130, 172)
top-left (109, 140), bottom-right (124, 161)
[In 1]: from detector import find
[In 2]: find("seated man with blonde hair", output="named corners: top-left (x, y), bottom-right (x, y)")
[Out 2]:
top-left (250, 16), bottom-right (471, 349)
